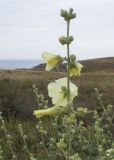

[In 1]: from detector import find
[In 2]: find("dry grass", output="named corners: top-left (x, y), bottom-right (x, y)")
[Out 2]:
top-left (0, 70), bottom-right (65, 81)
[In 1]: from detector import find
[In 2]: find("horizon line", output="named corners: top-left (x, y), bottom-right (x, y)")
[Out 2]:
top-left (0, 56), bottom-right (113, 61)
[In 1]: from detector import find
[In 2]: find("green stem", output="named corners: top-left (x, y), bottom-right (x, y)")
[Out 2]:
top-left (50, 116), bottom-right (56, 140)
top-left (67, 20), bottom-right (70, 160)
top-left (67, 20), bottom-right (70, 101)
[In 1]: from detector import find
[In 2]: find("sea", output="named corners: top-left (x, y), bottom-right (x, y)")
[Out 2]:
top-left (0, 60), bottom-right (42, 70)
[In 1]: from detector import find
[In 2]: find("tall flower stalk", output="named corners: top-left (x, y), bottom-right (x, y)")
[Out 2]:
top-left (67, 20), bottom-right (70, 101)
top-left (59, 8), bottom-right (80, 104)
top-left (34, 8), bottom-right (83, 160)
top-left (34, 7), bottom-right (82, 128)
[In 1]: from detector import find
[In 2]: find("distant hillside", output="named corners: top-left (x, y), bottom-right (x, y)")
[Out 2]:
top-left (33, 57), bottom-right (114, 72)
top-left (81, 57), bottom-right (114, 72)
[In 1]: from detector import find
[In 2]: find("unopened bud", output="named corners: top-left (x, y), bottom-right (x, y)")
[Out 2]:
top-left (68, 36), bottom-right (74, 43)
top-left (59, 36), bottom-right (67, 45)
top-left (70, 55), bottom-right (76, 61)
top-left (67, 12), bottom-right (72, 20)
top-left (61, 9), bottom-right (67, 18)
top-left (71, 13), bottom-right (76, 19)
top-left (69, 8), bottom-right (73, 13)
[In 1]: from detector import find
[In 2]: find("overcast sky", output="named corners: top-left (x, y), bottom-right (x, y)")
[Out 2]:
top-left (0, 0), bottom-right (114, 60)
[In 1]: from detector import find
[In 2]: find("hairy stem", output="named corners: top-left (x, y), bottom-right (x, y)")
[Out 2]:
top-left (67, 20), bottom-right (70, 101)
top-left (67, 20), bottom-right (70, 160)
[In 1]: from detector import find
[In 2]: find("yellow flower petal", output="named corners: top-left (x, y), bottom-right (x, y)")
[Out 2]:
top-left (69, 61), bottom-right (83, 77)
top-left (48, 77), bottom-right (78, 107)
top-left (42, 52), bottom-right (62, 71)
top-left (34, 106), bottom-right (64, 118)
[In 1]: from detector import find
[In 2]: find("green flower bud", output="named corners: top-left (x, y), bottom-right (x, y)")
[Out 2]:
top-left (60, 8), bottom-right (76, 21)
top-left (59, 36), bottom-right (67, 45)
top-left (70, 13), bottom-right (76, 19)
top-left (69, 8), bottom-right (73, 13)
top-left (70, 54), bottom-right (76, 61)
top-left (67, 12), bottom-right (72, 20)
top-left (61, 9), bottom-right (67, 18)
top-left (68, 36), bottom-right (74, 44)
top-left (67, 12), bottom-right (76, 21)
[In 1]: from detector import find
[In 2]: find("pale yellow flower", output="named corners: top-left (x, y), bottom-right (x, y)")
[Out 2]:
top-left (42, 52), bottom-right (62, 71)
top-left (48, 77), bottom-right (78, 107)
top-left (34, 106), bottom-right (64, 118)
top-left (69, 61), bottom-right (83, 77)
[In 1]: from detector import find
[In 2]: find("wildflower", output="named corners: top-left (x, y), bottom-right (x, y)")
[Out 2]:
top-left (42, 52), bottom-right (62, 71)
top-left (69, 61), bottom-right (83, 77)
top-left (34, 106), bottom-right (64, 118)
top-left (48, 77), bottom-right (78, 107)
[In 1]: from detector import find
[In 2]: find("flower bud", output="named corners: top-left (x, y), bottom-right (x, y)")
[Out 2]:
top-left (70, 54), bottom-right (76, 61)
top-left (67, 12), bottom-right (72, 20)
top-left (59, 36), bottom-right (74, 45)
top-left (70, 13), bottom-right (76, 19)
top-left (59, 36), bottom-right (67, 45)
top-left (60, 8), bottom-right (76, 21)
top-left (61, 9), bottom-right (67, 18)
top-left (69, 8), bottom-right (73, 13)
top-left (67, 12), bottom-right (76, 20)
top-left (67, 12), bottom-right (76, 21)
top-left (68, 36), bottom-right (74, 44)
